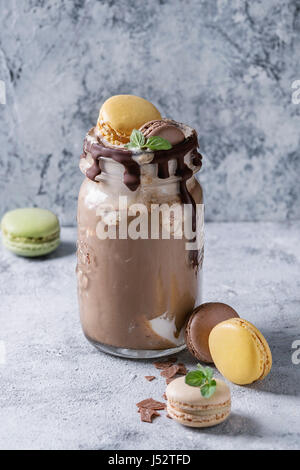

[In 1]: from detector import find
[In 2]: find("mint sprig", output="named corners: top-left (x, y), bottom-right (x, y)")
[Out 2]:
top-left (185, 364), bottom-right (217, 398)
top-left (125, 129), bottom-right (172, 151)
top-left (128, 129), bottom-right (146, 148)
top-left (145, 136), bottom-right (171, 150)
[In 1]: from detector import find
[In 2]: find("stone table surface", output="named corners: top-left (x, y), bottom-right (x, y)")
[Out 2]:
top-left (0, 222), bottom-right (299, 450)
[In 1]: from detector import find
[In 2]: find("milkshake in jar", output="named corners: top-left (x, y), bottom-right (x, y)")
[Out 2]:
top-left (77, 95), bottom-right (203, 358)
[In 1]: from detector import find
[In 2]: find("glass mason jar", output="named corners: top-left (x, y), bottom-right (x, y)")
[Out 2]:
top-left (77, 130), bottom-right (203, 359)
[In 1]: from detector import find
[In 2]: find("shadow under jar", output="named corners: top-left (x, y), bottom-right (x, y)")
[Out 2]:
top-left (77, 124), bottom-right (203, 358)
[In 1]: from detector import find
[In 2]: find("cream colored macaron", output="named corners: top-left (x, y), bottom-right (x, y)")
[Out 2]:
top-left (209, 318), bottom-right (272, 385)
top-left (166, 376), bottom-right (231, 428)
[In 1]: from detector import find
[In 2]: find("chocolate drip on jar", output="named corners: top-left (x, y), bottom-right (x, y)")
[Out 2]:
top-left (151, 131), bottom-right (199, 234)
top-left (84, 138), bottom-right (141, 191)
top-left (150, 131), bottom-right (201, 269)
top-left (81, 129), bottom-right (202, 268)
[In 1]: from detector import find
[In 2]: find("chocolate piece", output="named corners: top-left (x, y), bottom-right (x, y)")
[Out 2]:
top-left (139, 119), bottom-right (185, 146)
top-left (162, 393), bottom-right (167, 400)
top-left (153, 357), bottom-right (177, 369)
top-left (160, 364), bottom-right (180, 378)
top-left (139, 408), bottom-right (160, 423)
top-left (185, 302), bottom-right (239, 363)
top-left (136, 398), bottom-right (166, 410)
top-left (177, 363), bottom-right (188, 375)
top-left (145, 376), bottom-right (155, 382)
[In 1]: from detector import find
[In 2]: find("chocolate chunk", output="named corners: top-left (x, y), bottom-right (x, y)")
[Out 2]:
top-left (136, 398), bottom-right (166, 410)
top-left (166, 413), bottom-right (173, 419)
top-left (139, 408), bottom-right (160, 423)
top-left (153, 357), bottom-right (177, 369)
top-left (145, 376), bottom-right (155, 382)
top-left (177, 363), bottom-right (188, 375)
top-left (160, 364), bottom-right (180, 378)
top-left (162, 393), bottom-right (167, 400)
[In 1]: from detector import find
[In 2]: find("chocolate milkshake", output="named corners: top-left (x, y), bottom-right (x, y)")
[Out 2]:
top-left (77, 95), bottom-right (203, 358)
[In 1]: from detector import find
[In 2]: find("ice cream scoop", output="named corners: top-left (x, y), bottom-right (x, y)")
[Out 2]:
top-left (97, 95), bottom-right (161, 145)
top-left (140, 119), bottom-right (185, 146)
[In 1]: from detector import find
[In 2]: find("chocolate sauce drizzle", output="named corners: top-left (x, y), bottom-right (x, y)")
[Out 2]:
top-left (84, 141), bottom-right (141, 191)
top-left (81, 130), bottom-right (203, 268)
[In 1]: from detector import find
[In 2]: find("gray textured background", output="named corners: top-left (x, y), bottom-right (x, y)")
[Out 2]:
top-left (0, 0), bottom-right (300, 225)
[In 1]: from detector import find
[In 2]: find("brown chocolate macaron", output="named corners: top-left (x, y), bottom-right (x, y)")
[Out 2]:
top-left (185, 302), bottom-right (239, 363)
top-left (139, 119), bottom-right (185, 145)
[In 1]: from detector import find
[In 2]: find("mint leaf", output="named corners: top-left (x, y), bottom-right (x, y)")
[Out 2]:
top-left (125, 129), bottom-right (172, 151)
top-left (197, 364), bottom-right (214, 380)
top-left (201, 379), bottom-right (216, 398)
top-left (130, 129), bottom-right (145, 148)
top-left (145, 136), bottom-right (172, 151)
top-left (185, 370), bottom-right (206, 387)
top-left (186, 365), bottom-right (217, 399)
top-left (204, 367), bottom-right (214, 380)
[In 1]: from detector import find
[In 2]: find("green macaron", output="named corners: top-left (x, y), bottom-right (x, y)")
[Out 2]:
top-left (1, 208), bottom-right (60, 257)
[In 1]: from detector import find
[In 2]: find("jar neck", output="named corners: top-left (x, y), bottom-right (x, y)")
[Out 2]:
top-left (79, 150), bottom-right (200, 200)
top-left (99, 156), bottom-right (183, 186)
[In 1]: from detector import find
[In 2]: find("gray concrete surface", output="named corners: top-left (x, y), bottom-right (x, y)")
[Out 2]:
top-left (0, 222), bottom-right (300, 450)
top-left (1, 0), bottom-right (300, 224)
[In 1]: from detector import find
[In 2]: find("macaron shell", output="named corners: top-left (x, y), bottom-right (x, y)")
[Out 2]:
top-left (209, 318), bottom-right (271, 385)
top-left (98, 95), bottom-right (161, 142)
top-left (167, 404), bottom-right (230, 428)
top-left (139, 119), bottom-right (185, 145)
top-left (234, 318), bottom-right (272, 380)
top-left (166, 376), bottom-right (230, 408)
top-left (166, 377), bottom-right (231, 428)
top-left (2, 234), bottom-right (60, 257)
top-left (185, 302), bottom-right (239, 363)
top-left (1, 208), bottom-right (59, 238)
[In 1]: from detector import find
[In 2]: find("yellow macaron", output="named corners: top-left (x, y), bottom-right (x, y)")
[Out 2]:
top-left (166, 376), bottom-right (231, 428)
top-left (97, 94), bottom-right (161, 145)
top-left (209, 318), bottom-right (272, 385)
